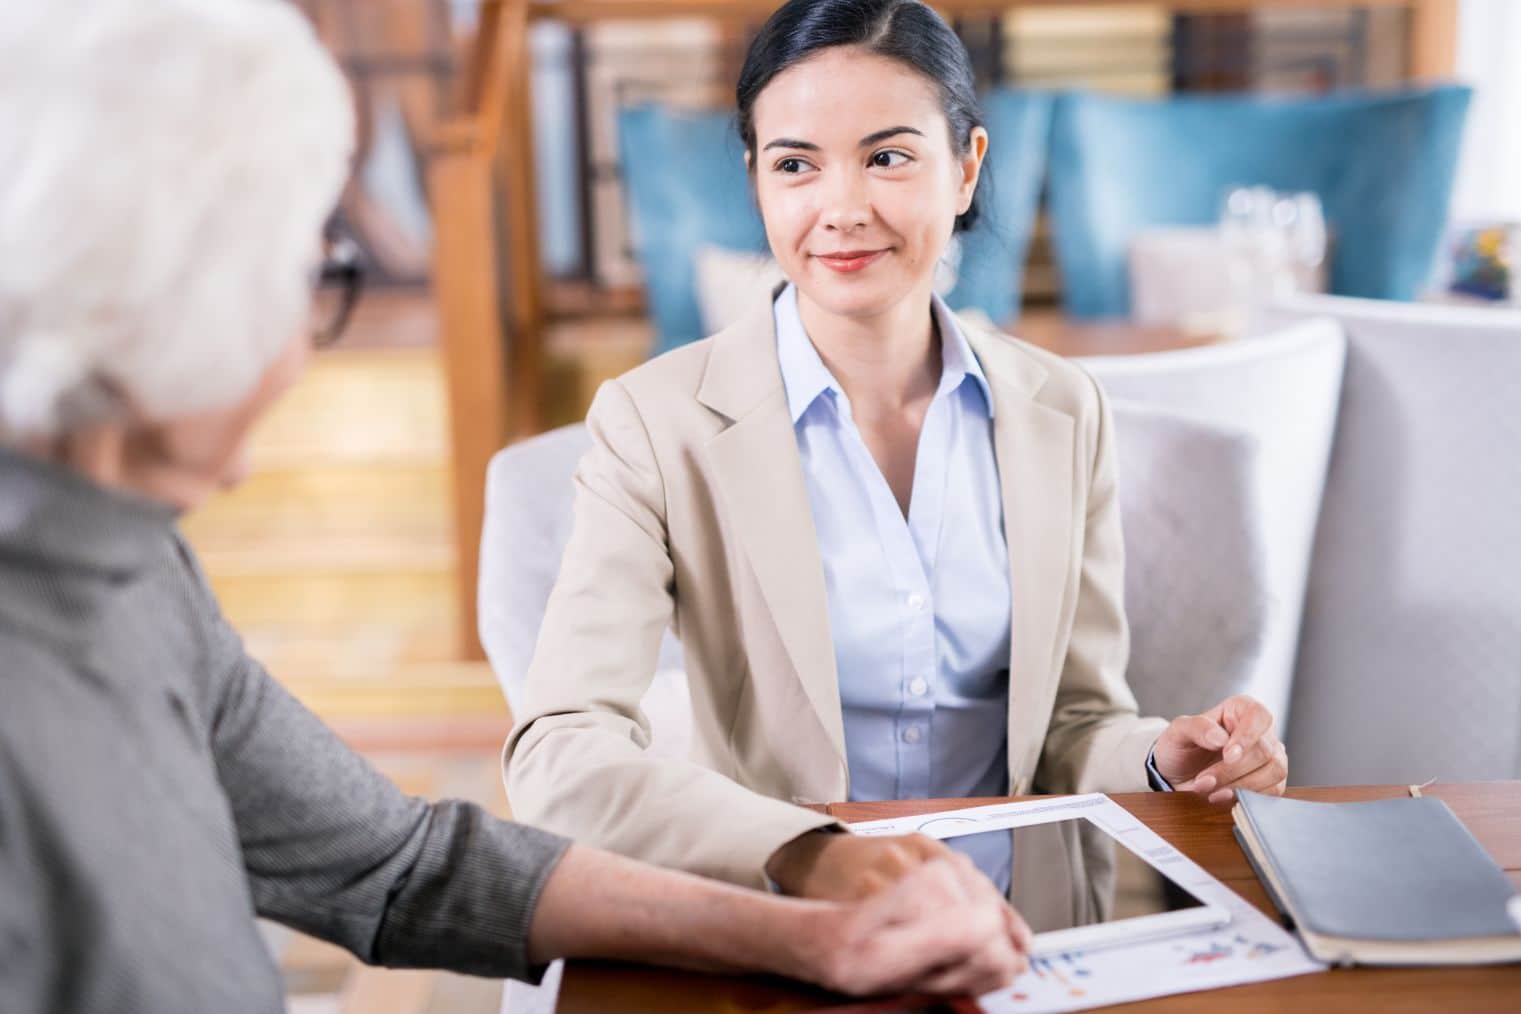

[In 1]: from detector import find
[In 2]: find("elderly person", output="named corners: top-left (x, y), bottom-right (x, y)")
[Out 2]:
top-left (0, 1), bottom-right (1031, 1011)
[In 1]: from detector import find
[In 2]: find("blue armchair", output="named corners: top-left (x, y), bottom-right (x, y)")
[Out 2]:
top-left (618, 89), bottom-right (1052, 356)
top-left (1046, 86), bottom-right (1472, 318)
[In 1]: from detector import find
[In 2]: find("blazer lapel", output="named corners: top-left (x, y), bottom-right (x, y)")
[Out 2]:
top-left (962, 322), bottom-right (1077, 791)
top-left (698, 293), bottom-right (847, 763)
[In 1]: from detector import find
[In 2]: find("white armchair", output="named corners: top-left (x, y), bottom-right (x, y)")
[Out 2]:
top-left (1254, 294), bottom-right (1521, 785)
top-left (479, 424), bottom-right (691, 760)
top-left (1080, 320), bottom-right (1347, 730)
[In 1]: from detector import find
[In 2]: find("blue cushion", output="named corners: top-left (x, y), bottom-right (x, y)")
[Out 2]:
top-left (618, 90), bottom-right (1053, 355)
top-left (944, 88), bottom-right (1052, 327)
top-left (617, 105), bottom-right (767, 357)
top-left (1047, 86), bottom-right (1472, 318)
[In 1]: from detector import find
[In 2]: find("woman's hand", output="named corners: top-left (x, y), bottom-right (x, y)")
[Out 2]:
top-left (766, 830), bottom-right (956, 900)
top-left (1152, 694), bottom-right (1288, 805)
top-left (801, 855), bottom-right (1032, 998)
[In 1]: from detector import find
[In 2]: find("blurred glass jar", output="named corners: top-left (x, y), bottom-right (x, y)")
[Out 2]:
top-left (1220, 185), bottom-right (1328, 311)
top-left (1127, 187), bottom-right (1328, 339)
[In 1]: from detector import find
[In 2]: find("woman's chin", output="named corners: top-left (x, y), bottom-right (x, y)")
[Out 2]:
top-left (798, 267), bottom-right (916, 321)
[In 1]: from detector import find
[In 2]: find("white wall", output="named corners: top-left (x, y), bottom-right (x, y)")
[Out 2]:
top-left (1450, 0), bottom-right (1521, 222)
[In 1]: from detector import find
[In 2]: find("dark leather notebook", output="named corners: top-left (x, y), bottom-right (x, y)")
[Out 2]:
top-left (1232, 791), bottom-right (1521, 965)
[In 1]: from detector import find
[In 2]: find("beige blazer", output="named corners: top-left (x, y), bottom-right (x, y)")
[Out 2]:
top-left (504, 287), bottom-right (1168, 923)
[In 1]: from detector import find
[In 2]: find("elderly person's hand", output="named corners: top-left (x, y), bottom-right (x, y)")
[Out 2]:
top-left (809, 854), bottom-right (1031, 997)
top-left (1152, 695), bottom-right (1288, 805)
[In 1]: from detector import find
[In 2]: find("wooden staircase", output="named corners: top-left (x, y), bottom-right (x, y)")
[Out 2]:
top-left (179, 313), bottom-right (510, 742)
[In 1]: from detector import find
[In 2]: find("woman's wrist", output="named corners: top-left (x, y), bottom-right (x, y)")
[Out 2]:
top-left (765, 828), bottom-right (836, 895)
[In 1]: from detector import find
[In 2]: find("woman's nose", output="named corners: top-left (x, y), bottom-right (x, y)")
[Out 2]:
top-left (819, 169), bottom-right (871, 232)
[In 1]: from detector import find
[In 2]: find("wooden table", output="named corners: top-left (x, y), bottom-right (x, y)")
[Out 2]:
top-left (1009, 308), bottom-right (1222, 360)
top-left (556, 782), bottom-right (1521, 1012)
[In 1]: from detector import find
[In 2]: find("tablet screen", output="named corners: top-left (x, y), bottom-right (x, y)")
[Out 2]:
top-left (949, 818), bottom-right (1209, 932)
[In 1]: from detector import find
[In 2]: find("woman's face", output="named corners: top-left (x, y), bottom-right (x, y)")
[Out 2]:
top-left (749, 46), bottom-right (986, 322)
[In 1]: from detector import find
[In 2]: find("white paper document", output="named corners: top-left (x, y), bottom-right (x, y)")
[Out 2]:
top-left (849, 794), bottom-right (1326, 1012)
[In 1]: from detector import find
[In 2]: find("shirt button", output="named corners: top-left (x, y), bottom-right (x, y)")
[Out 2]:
top-left (902, 725), bottom-right (923, 745)
top-left (906, 593), bottom-right (926, 612)
top-left (908, 677), bottom-right (929, 697)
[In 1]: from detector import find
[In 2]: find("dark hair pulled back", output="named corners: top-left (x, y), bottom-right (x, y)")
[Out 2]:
top-left (736, 0), bottom-right (986, 232)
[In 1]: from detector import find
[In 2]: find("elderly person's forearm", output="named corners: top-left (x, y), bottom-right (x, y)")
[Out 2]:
top-left (527, 844), bottom-right (826, 974)
top-left (527, 843), bottom-right (1029, 997)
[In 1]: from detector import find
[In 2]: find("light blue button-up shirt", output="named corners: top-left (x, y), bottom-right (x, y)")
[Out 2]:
top-left (775, 284), bottom-right (1014, 890)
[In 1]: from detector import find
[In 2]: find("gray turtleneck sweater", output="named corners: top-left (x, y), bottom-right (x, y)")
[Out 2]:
top-left (0, 449), bottom-right (569, 1013)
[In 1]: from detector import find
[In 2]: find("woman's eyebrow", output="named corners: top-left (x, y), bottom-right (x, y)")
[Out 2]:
top-left (761, 126), bottom-right (924, 153)
top-left (762, 137), bottom-right (820, 152)
top-left (858, 126), bottom-right (924, 146)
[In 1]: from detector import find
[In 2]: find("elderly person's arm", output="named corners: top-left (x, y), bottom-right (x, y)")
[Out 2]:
top-left (526, 842), bottom-right (1030, 995)
top-left (187, 541), bottom-right (1024, 992)
top-left (199, 574), bottom-right (562, 978)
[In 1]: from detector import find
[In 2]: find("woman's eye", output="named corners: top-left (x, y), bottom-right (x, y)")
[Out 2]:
top-left (776, 157), bottom-right (813, 175)
top-left (870, 150), bottom-right (911, 169)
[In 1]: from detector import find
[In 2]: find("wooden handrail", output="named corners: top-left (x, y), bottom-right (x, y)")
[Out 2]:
top-left (426, 0), bottom-right (538, 660)
top-left (435, 0), bottom-right (529, 158)
top-left (478, 0), bottom-right (531, 161)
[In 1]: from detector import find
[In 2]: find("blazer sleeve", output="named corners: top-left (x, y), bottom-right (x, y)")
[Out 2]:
top-left (503, 379), bottom-right (838, 889)
top-left (1035, 370), bottom-right (1169, 794)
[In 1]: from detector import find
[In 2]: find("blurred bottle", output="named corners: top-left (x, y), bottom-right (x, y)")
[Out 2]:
top-left (1286, 191), bottom-right (1328, 294)
top-left (1220, 185), bottom-right (1327, 329)
top-left (1220, 185), bottom-right (1274, 335)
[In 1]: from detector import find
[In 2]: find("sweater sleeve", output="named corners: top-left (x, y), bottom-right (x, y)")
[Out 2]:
top-left (182, 539), bottom-right (570, 981)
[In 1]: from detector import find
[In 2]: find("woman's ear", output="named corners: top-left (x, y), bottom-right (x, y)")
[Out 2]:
top-left (957, 126), bottom-right (989, 215)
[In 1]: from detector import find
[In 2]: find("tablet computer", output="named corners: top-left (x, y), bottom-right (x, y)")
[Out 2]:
top-left (947, 815), bottom-right (1231, 958)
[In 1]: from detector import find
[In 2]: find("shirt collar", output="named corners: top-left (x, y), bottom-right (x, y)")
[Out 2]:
top-left (932, 291), bottom-right (995, 417)
top-left (775, 284), bottom-right (840, 423)
top-left (773, 283), bottom-right (994, 425)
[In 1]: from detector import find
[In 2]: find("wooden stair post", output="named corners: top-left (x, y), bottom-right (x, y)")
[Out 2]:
top-left (427, 0), bottom-right (543, 662)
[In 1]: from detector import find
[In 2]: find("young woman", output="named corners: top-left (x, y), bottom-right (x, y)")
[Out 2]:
top-left (505, 0), bottom-right (1287, 922)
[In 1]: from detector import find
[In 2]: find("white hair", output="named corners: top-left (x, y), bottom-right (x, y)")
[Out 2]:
top-left (0, 0), bottom-right (355, 438)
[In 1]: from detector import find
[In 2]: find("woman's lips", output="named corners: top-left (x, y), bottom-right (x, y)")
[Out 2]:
top-left (816, 249), bottom-right (888, 273)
